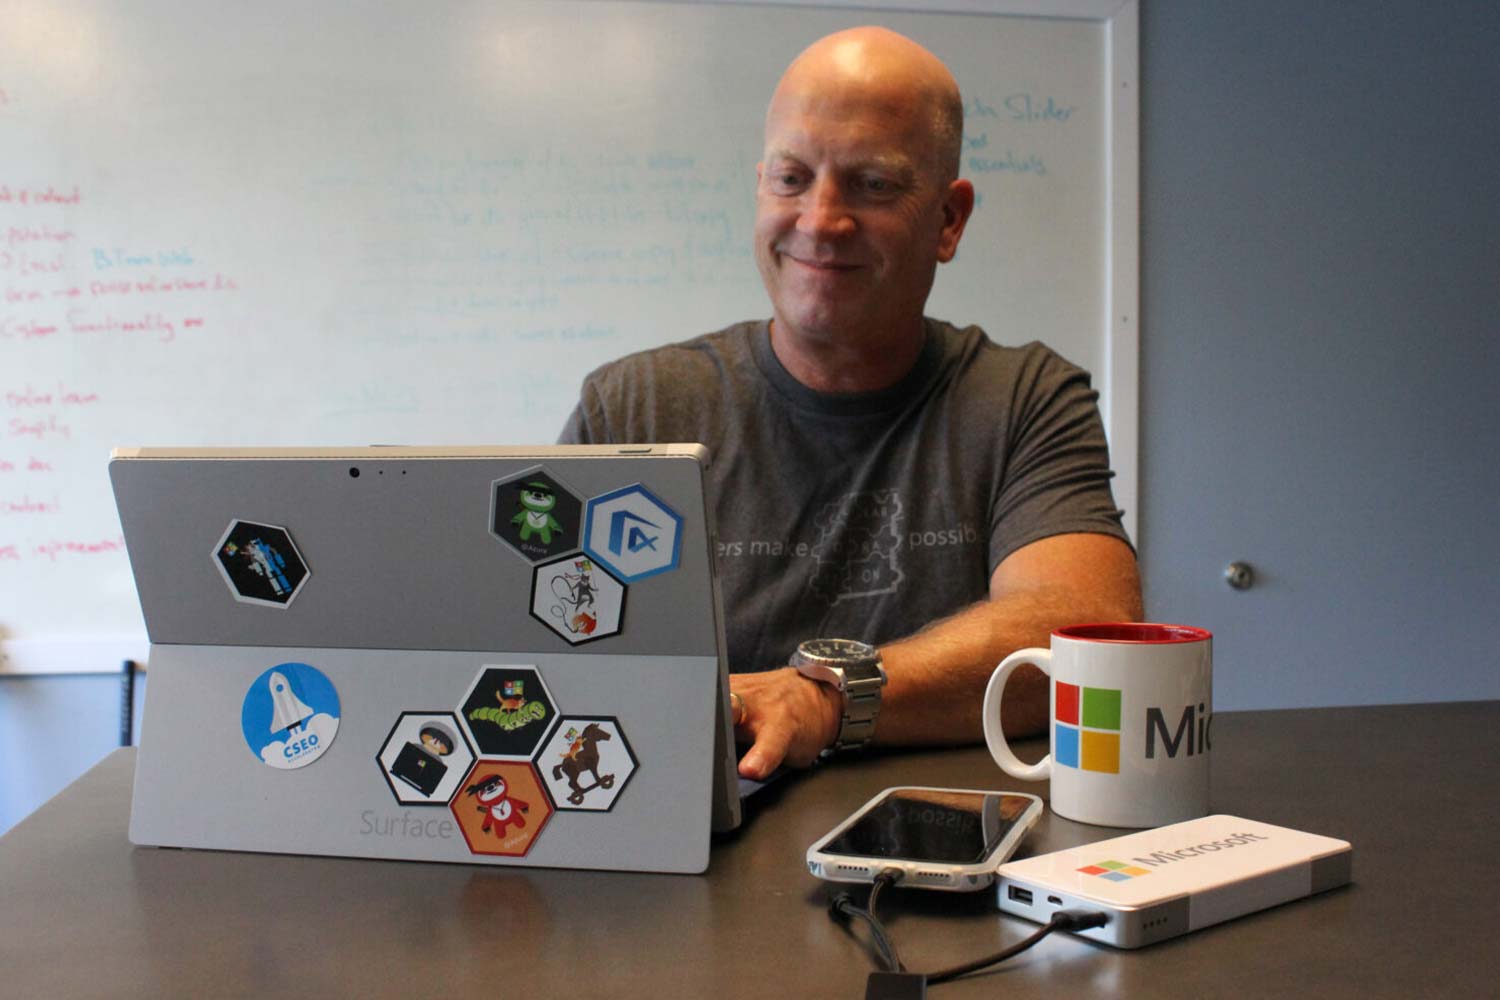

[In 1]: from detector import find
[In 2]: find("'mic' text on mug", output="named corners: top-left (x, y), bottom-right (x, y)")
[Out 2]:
top-left (1146, 703), bottom-right (1211, 759)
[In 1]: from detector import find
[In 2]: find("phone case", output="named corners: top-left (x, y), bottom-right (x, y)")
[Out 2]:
top-left (806, 786), bottom-right (1043, 891)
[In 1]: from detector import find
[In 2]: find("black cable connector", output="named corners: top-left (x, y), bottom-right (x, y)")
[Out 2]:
top-left (1053, 908), bottom-right (1108, 932)
top-left (865, 970), bottom-right (927, 1000)
top-left (834, 873), bottom-right (1109, 992)
top-left (924, 908), bottom-right (1108, 985)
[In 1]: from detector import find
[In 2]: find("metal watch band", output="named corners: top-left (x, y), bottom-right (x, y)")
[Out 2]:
top-left (792, 639), bottom-right (886, 754)
top-left (834, 672), bottom-right (883, 750)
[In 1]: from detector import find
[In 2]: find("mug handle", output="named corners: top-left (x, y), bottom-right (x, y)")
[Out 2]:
top-left (983, 647), bottom-right (1052, 782)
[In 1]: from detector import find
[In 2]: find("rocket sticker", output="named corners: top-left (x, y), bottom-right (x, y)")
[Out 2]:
top-left (241, 662), bottom-right (341, 769)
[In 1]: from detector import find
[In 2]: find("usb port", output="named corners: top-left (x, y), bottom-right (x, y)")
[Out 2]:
top-left (1007, 885), bottom-right (1033, 905)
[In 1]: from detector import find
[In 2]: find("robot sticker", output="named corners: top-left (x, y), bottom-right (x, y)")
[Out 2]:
top-left (376, 712), bottom-right (476, 806)
top-left (530, 554), bottom-right (626, 644)
top-left (489, 467), bottom-right (584, 565)
top-left (535, 716), bottom-right (638, 812)
top-left (240, 662), bottom-right (340, 770)
top-left (213, 520), bottom-right (310, 608)
top-left (582, 483), bottom-right (683, 583)
top-left (457, 665), bottom-right (558, 759)
top-left (449, 759), bottom-right (554, 857)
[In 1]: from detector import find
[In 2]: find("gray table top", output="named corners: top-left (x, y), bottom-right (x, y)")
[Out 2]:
top-left (3, 701), bottom-right (1497, 998)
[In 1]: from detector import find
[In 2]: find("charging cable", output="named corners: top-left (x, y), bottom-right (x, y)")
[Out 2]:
top-left (829, 869), bottom-right (908, 974)
top-left (828, 869), bottom-right (1108, 997)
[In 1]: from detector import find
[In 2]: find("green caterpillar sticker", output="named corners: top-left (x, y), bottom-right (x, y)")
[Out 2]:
top-left (470, 701), bottom-right (548, 731)
top-left (459, 666), bottom-right (558, 758)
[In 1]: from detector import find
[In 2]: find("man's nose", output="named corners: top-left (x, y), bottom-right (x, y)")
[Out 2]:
top-left (796, 177), bottom-right (855, 239)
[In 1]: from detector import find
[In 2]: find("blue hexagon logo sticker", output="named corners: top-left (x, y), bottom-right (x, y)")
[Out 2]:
top-left (582, 483), bottom-right (683, 582)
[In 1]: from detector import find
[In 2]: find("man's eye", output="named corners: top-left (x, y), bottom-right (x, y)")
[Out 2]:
top-left (862, 176), bottom-right (896, 194)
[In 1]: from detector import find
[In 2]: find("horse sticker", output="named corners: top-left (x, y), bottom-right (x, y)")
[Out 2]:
top-left (535, 717), bottom-right (638, 812)
top-left (553, 723), bottom-right (617, 804)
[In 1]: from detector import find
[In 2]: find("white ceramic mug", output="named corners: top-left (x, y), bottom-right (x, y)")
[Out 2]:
top-left (983, 623), bottom-right (1213, 828)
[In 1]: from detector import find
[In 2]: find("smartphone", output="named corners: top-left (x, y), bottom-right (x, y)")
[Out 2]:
top-left (806, 786), bottom-right (1044, 891)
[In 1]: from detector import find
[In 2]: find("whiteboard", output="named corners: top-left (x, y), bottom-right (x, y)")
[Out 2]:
top-left (0, 0), bottom-right (1138, 672)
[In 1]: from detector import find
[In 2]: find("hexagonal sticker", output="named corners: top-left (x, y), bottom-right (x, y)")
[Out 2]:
top-left (530, 554), bottom-right (626, 644)
top-left (450, 760), bottom-right (554, 857)
top-left (457, 665), bottom-right (558, 759)
top-left (376, 712), bottom-right (475, 806)
top-left (582, 483), bottom-right (683, 583)
top-left (213, 520), bottom-right (309, 608)
top-left (535, 716), bottom-right (638, 812)
top-left (490, 466), bottom-right (584, 564)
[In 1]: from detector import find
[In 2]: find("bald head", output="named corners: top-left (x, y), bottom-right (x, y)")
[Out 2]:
top-left (753, 26), bottom-right (976, 374)
top-left (770, 27), bottom-right (964, 182)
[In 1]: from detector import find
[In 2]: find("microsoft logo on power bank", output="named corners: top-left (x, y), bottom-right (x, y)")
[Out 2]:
top-left (1078, 860), bottom-right (1149, 881)
top-left (1055, 682), bottom-right (1120, 773)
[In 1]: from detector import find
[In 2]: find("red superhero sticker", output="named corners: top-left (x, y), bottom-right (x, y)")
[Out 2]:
top-left (449, 759), bottom-right (554, 857)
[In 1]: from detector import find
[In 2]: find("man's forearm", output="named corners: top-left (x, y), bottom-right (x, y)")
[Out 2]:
top-left (874, 536), bottom-right (1143, 746)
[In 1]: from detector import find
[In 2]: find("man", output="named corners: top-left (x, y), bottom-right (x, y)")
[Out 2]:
top-left (559, 27), bottom-right (1142, 780)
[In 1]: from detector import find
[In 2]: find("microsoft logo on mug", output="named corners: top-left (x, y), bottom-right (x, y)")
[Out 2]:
top-left (1054, 682), bottom-right (1121, 773)
top-left (1056, 682), bottom-right (1213, 774)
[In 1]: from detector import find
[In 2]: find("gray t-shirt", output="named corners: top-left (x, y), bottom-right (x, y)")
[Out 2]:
top-left (559, 319), bottom-right (1128, 673)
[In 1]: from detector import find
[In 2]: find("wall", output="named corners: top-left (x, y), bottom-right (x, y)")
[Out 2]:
top-left (0, 671), bottom-right (146, 833)
top-left (1137, 0), bottom-right (1500, 709)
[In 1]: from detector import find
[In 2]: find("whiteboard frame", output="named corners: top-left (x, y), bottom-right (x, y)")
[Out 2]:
top-left (0, 0), bottom-right (1139, 674)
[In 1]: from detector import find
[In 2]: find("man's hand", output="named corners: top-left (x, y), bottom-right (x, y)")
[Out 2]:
top-left (729, 668), bottom-right (841, 780)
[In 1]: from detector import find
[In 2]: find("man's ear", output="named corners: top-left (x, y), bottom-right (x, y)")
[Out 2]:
top-left (936, 179), bottom-right (975, 263)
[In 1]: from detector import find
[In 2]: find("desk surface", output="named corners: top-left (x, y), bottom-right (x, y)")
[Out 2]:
top-left (3, 702), bottom-right (1497, 998)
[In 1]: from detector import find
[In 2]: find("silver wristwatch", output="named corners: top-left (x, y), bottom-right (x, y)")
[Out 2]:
top-left (791, 638), bottom-right (887, 754)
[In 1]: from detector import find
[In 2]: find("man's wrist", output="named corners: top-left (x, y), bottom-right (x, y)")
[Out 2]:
top-left (791, 639), bottom-right (887, 754)
top-left (814, 678), bottom-right (843, 750)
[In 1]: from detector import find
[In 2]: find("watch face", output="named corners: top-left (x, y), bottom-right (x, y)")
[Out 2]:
top-left (798, 638), bottom-right (877, 663)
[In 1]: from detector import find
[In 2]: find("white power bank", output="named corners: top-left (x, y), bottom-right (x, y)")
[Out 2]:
top-left (996, 815), bottom-right (1352, 948)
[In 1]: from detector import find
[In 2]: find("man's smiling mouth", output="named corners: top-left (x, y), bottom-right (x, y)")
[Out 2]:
top-left (783, 252), bottom-right (861, 272)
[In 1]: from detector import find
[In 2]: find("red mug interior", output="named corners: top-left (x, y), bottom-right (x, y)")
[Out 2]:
top-left (1054, 623), bottom-right (1211, 643)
